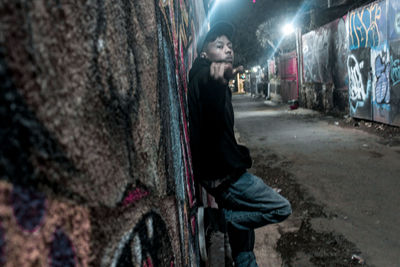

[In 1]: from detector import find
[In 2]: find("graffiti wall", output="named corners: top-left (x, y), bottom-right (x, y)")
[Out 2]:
top-left (302, 27), bottom-right (332, 84)
top-left (301, 0), bottom-right (400, 125)
top-left (348, 0), bottom-right (386, 121)
top-left (332, 16), bottom-right (349, 90)
top-left (347, 0), bottom-right (400, 125)
top-left (347, 48), bottom-right (373, 119)
top-left (0, 0), bottom-right (203, 266)
top-left (390, 39), bottom-right (400, 125)
top-left (302, 16), bottom-right (348, 87)
top-left (389, 0), bottom-right (400, 125)
top-left (301, 16), bottom-right (349, 113)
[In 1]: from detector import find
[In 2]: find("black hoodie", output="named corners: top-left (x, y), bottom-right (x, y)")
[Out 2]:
top-left (188, 57), bottom-right (252, 182)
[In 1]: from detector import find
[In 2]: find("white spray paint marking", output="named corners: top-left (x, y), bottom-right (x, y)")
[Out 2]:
top-left (97, 39), bottom-right (104, 51)
top-left (132, 234), bottom-right (142, 266)
top-left (348, 54), bottom-right (366, 102)
top-left (146, 216), bottom-right (153, 240)
top-left (107, 229), bottom-right (133, 267)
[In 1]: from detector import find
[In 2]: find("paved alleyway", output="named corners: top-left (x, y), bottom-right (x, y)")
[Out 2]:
top-left (232, 94), bottom-right (400, 267)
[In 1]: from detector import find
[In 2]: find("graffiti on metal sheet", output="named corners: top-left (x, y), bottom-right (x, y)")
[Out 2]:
top-left (347, 48), bottom-right (372, 119)
top-left (372, 45), bottom-right (390, 104)
top-left (388, 0), bottom-right (400, 40)
top-left (303, 16), bottom-right (348, 87)
top-left (332, 16), bottom-right (349, 89)
top-left (371, 44), bottom-right (391, 123)
top-left (348, 2), bottom-right (386, 50)
top-left (391, 57), bottom-right (400, 86)
top-left (348, 55), bottom-right (367, 104)
top-left (390, 39), bottom-right (400, 126)
top-left (302, 27), bottom-right (332, 83)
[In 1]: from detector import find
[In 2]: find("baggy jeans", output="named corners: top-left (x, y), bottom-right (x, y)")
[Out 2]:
top-left (214, 172), bottom-right (292, 267)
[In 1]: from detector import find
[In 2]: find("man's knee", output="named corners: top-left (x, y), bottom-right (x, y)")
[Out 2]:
top-left (276, 198), bottom-right (292, 221)
top-left (262, 196), bottom-right (291, 223)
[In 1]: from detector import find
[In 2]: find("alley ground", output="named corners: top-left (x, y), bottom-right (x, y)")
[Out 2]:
top-left (231, 94), bottom-right (400, 267)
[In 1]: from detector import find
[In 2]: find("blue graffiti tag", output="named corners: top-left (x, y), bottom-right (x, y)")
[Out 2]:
top-left (375, 54), bottom-right (390, 104)
top-left (349, 3), bottom-right (382, 50)
top-left (391, 56), bottom-right (400, 86)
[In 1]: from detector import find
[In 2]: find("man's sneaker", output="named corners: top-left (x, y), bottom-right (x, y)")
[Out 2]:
top-left (197, 206), bottom-right (208, 261)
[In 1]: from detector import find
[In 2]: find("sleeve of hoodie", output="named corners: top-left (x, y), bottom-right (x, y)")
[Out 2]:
top-left (197, 67), bottom-right (226, 132)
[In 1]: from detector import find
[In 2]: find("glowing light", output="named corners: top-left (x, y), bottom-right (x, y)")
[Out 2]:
top-left (282, 23), bottom-right (295, 35)
top-left (266, 1), bottom-right (311, 61)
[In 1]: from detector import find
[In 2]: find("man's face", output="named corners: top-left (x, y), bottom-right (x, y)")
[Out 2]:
top-left (204, 35), bottom-right (234, 65)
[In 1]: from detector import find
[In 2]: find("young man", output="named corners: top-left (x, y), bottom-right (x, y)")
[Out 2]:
top-left (188, 22), bottom-right (291, 267)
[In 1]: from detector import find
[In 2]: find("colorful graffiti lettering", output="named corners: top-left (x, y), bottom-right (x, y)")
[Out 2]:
top-left (349, 3), bottom-right (382, 50)
top-left (49, 228), bottom-right (76, 267)
top-left (156, 2), bottom-right (198, 265)
top-left (1, 0), bottom-right (202, 265)
top-left (110, 212), bottom-right (174, 267)
top-left (0, 181), bottom-right (91, 266)
top-left (121, 188), bottom-right (149, 207)
top-left (11, 185), bottom-right (47, 232)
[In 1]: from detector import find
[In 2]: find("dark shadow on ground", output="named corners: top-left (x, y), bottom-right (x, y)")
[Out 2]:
top-left (249, 148), bottom-right (369, 266)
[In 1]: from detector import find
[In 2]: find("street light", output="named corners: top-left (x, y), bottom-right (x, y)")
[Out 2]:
top-left (252, 66), bottom-right (260, 73)
top-left (215, 0), bottom-right (229, 4)
top-left (280, 21), bottom-right (303, 100)
top-left (282, 23), bottom-right (295, 36)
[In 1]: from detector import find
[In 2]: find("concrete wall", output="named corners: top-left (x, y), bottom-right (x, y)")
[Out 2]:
top-left (0, 0), bottom-right (204, 266)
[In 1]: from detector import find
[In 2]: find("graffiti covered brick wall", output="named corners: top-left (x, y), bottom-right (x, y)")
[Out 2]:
top-left (0, 0), bottom-right (202, 266)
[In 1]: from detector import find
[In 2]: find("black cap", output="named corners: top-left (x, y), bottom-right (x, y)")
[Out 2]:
top-left (196, 21), bottom-right (235, 55)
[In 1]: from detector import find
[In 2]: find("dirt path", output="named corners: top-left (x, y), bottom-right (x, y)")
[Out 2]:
top-left (233, 94), bottom-right (400, 267)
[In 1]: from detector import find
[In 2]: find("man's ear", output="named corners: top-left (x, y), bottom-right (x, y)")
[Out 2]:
top-left (200, 52), bottom-right (207, 59)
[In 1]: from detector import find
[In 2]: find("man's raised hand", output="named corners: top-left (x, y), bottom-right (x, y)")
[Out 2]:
top-left (210, 63), bottom-right (244, 85)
